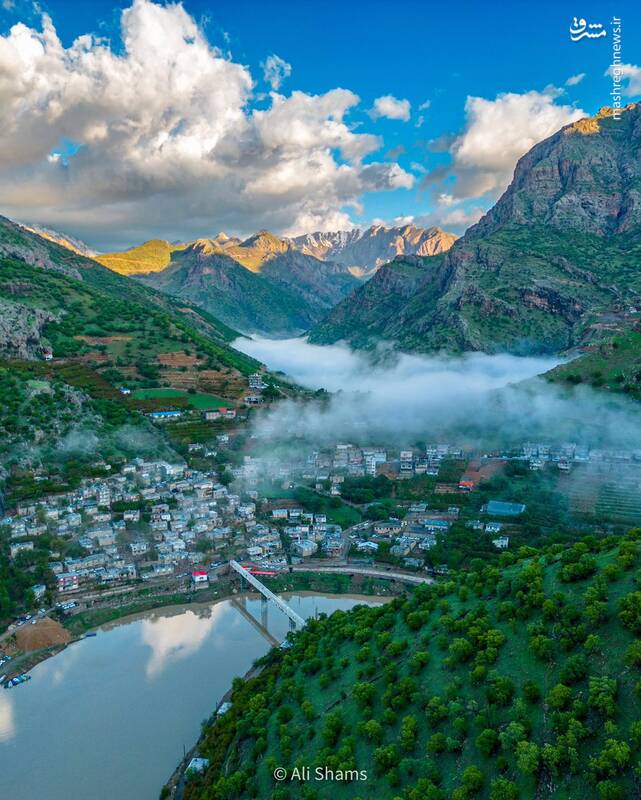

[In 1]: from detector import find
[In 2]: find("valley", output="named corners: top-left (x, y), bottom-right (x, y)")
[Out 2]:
top-left (94, 225), bottom-right (456, 335)
top-left (1, 69), bottom-right (641, 800)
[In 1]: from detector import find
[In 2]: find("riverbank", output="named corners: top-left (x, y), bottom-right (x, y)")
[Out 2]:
top-left (66, 569), bottom-right (400, 635)
top-left (1, 570), bottom-right (404, 685)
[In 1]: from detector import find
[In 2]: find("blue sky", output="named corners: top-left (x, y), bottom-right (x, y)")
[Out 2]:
top-left (0, 0), bottom-right (640, 248)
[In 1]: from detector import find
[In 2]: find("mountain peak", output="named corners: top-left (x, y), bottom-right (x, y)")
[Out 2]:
top-left (95, 238), bottom-right (181, 274)
top-left (240, 230), bottom-right (290, 251)
top-left (565, 102), bottom-right (640, 136)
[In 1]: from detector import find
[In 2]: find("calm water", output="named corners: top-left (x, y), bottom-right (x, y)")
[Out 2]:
top-left (0, 593), bottom-right (384, 800)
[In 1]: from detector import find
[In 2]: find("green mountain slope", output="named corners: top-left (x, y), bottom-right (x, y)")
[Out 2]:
top-left (0, 215), bottom-right (264, 500)
top-left (137, 238), bottom-right (360, 335)
top-left (0, 216), bottom-right (258, 374)
top-left (546, 319), bottom-right (641, 399)
top-left (310, 104), bottom-right (641, 355)
top-left (184, 533), bottom-right (641, 800)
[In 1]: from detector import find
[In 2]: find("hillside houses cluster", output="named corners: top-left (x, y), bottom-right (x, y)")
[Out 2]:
top-left (2, 458), bottom-right (284, 597)
top-left (270, 506), bottom-right (343, 559)
top-left (247, 437), bottom-right (641, 491)
top-left (351, 499), bottom-right (518, 566)
top-left (303, 443), bottom-right (466, 484)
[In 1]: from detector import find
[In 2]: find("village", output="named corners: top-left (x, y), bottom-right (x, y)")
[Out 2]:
top-left (3, 413), bottom-right (641, 633)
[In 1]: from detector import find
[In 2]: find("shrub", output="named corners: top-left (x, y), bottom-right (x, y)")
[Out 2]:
top-left (547, 683), bottom-right (573, 710)
top-left (560, 654), bottom-right (588, 685)
top-left (427, 733), bottom-right (447, 754)
top-left (522, 680), bottom-right (541, 704)
top-left (516, 740), bottom-right (540, 775)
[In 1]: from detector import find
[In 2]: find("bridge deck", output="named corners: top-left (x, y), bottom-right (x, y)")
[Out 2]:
top-left (229, 560), bottom-right (305, 628)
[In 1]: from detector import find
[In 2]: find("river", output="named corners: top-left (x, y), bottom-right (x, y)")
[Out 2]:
top-left (0, 593), bottom-right (385, 800)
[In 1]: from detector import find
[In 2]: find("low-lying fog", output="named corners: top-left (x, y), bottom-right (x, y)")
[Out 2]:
top-left (234, 337), bottom-right (641, 449)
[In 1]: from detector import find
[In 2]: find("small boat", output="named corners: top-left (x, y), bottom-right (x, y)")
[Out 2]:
top-left (84, 632), bottom-right (97, 637)
top-left (4, 674), bottom-right (31, 689)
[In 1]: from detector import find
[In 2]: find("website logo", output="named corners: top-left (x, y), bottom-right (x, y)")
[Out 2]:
top-left (570, 17), bottom-right (606, 41)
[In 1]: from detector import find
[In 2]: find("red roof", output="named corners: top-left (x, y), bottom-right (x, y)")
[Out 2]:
top-left (192, 570), bottom-right (208, 577)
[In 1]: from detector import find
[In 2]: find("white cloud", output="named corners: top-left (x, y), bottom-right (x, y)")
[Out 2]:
top-left (370, 94), bottom-right (411, 121)
top-left (262, 54), bottom-right (292, 90)
top-left (606, 62), bottom-right (641, 97)
top-left (0, 0), bottom-right (412, 249)
top-left (234, 337), bottom-right (641, 451)
top-left (565, 73), bottom-right (585, 86)
top-left (440, 205), bottom-right (484, 229)
top-left (432, 89), bottom-right (585, 201)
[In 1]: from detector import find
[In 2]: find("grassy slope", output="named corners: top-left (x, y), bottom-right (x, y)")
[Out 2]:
top-left (145, 249), bottom-right (321, 334)
top-left (546, 325), bottom-right (641, 400)
top-left (186, 533), bottom-right (641, 800)
top-left (131, 388), bottom-right (229, 409)
top-left (94, 239), bottom-right (186, 274)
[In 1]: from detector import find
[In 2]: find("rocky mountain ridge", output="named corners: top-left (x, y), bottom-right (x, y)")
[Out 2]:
top-left (310, 104), bottom-right (641, 354)
top-left (291, 223), bottom-right (457, 276)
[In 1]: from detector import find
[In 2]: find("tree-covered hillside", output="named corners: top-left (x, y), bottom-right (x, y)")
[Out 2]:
top-left (184, 532), bottom-right (641, 800)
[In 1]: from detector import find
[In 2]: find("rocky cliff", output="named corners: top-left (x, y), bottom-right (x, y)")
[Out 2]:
top-left (310, 104), bottom-right (641, 354)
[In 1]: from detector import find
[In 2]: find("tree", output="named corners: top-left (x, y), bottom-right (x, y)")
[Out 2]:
top-left (596, 780), bottom-right (625, 800)
top-left (353, 682), bottom-right (376, 708)
top-left (590, 739), bottom-right (631, 778)
top-left (461, 766), bottom-right (484, 794)
top-left (489, 778), bottom-right (519, 800)
top-left (547, 683), bottom-right (573, 711)
top-left (373, 744), bottom-right (399, 774)
top-left (624, 640), bottom-right (641, 668)
top-left (560, 654), bottom-right (588, 685)
top-left (516, 740), bottom-right (540, 775)
top-left (322, 711), bottom-right (343, 746)
top-left (400, 715), bottom-right (419, 752)
top-left (427, 733), bottom-right (447, 754)
top-left (588, 677), bottom-right (618, 719)
top-left (486, 675), bottom-right (515, 706)
top-left (619, 591), bottom-right (641, 633)
top-left (499, 722), bottom-right (526, 753)
top-left (360, 719), bottom-right (383, 743)
top-left (475, 728), bottom-right (499, 757)
top-left (448, 637), bottom-right (474, 664)
top-left (529, 634), bottom-right (554, 662)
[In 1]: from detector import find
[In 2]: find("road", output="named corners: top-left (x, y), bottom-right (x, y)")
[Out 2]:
top-left (290, 564), bottom-right (432, 585)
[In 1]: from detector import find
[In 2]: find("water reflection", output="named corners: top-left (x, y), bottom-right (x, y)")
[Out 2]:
top-left (0, 691), bottom-right (14, 743)
top-left (141, 605), bottom-right (226, 678)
